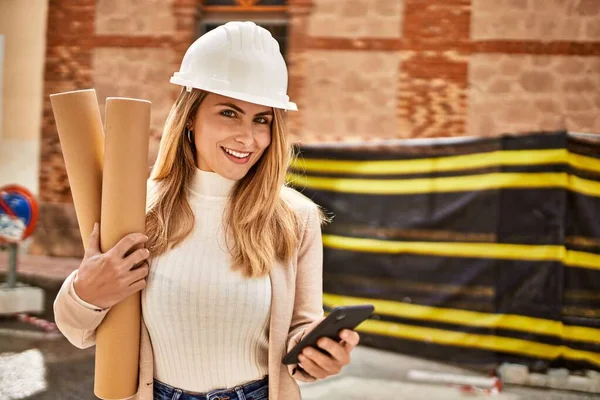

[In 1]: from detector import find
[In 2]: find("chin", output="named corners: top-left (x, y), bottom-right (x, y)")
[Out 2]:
top-left (218, 167), bottom-right (250, 181)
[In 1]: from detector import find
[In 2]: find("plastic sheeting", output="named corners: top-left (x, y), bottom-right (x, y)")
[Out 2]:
top-left (289, 131), bottom-right (600, 370)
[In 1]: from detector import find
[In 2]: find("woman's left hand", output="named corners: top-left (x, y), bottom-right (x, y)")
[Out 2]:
top-left (297, 329), bottom-right (360, 379)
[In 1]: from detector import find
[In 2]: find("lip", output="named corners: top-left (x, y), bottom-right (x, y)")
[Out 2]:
top-left (221, 146), bottom-right (252, 164)
top-left (222, 146), bottom-right (253, 154)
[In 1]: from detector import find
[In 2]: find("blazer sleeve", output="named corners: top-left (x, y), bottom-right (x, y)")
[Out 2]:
top-left (285, 203), bottom-right (325, 382)
top-left (70, 277), bottom-right (105, 311)
top-left (53, 269), bottom-right (111, 349)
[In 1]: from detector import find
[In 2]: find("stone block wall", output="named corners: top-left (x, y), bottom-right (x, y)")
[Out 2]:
top-left (94, 0), bottom-right (181, 164)
top-left (308, 0), bottom-right (404, 38)
top-left (468, 0), bottom-right (600, 136)
top-left (469, 55), bottom-right (600, 136)
top-left (93, 47), bottom-right (175, 163)
top-left (302, 51), bottom-right (401, 141)
top-left (472, 0), bottom-right (600, 41)
top-left (96, 0), bottom-right (176, 36)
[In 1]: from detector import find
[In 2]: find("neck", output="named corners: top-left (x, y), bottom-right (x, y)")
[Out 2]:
top-left (189, 168), bottom-right (237, 198)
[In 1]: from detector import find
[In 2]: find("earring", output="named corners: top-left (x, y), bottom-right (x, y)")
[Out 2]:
top-left (186, 126), bottom-right (193, 143)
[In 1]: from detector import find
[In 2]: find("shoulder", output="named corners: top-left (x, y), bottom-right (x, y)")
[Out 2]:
top-left (280, 185), bottom-right (319, 218)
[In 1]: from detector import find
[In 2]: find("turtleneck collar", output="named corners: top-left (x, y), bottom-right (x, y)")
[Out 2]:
top-left (189, 168), bottom-right (237, 198)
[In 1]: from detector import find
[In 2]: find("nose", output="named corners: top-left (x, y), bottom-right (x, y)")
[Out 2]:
top-left (233, 126), bottom-right (254, 147)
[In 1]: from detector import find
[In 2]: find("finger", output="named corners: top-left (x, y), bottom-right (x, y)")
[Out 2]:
top-left (110, 233), bottom-right (149, 259)
top-left (339, 330), bottom-right (360, 351)
top-left (316, 337), bottom-right (349, 364)
top-left (302, 347), bottom-right (338, 374)
top-left (122, 248), bottom-right (150, 271)
top-left (127, 277), bottom-right (147, 294)
top-left (125, 261), bottom-right (149, 285)
top-left (86, 222), bottom-right (101, 255)
top-left (298, 354), bottom-right (328, 379)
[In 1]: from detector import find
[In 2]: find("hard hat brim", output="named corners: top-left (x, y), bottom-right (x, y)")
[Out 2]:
top-left (170, 77), bottom-right (298, 112)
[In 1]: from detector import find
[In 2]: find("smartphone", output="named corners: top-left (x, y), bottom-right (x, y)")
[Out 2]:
top-left (282, 304), bottom-right (374, 365)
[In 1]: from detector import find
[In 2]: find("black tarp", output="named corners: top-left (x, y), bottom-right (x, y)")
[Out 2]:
top-left (290, 131), bottom-right (600, 371)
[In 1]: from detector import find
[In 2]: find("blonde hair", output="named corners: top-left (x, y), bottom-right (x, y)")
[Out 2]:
top-left (145, 88), bottom-right (307, 277)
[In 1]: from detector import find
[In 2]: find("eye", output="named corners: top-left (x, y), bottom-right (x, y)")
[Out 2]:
top-left (220, 109), bottom-right (236, 118)
top-left (254, 117), bottom-right (270, 125)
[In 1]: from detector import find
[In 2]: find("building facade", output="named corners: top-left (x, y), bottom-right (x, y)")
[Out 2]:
top-left (0, 0), bottom-right (598, 256)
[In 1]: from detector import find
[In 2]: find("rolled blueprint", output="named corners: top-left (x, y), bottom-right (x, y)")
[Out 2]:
top-left (49, 89), bottom-right (104, 249)
top-left (95, 97), bottom-right (151, 399)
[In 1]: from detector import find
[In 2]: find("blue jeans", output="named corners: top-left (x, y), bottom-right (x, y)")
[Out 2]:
top-left (153, 376), bottom-right (268, 400)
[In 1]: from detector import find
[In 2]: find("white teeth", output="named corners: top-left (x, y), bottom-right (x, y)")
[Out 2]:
top-left (224, 147), bottom-right (250, 158)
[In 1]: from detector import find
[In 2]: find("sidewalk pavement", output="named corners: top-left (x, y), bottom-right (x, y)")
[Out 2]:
top-left (0, 252), bottom-right (79, 285)
top-left (300, 346), bottom-right (598, 399)
top-left (0, 252), bottom-right (79, 322)
top-left (0, 253), bottom-right (598, 399)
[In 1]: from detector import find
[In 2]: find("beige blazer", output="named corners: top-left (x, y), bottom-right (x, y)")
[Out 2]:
top-left (53, 189), bottom-right (324, 400)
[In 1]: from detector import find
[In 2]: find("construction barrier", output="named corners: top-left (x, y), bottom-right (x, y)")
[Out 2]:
top-left (289, 131), bottom-right (600, 371)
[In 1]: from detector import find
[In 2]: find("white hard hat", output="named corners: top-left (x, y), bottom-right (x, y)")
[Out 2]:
top-left (170, 21), bottom-right (297, 111)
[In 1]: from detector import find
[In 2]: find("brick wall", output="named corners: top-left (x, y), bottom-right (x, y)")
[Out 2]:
top-left (37, 0), bottom-right (600, 256)
top-left (399, 0), bottom-right (470, 138)
top-left (299, 0), bottom-right (599, 140)
top-left (35, 0), bottom-right (194, 256)
top-left (33, 0), bottom-right (96, 257)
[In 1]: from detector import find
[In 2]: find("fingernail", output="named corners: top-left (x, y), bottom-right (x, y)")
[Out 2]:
top-left (341, 331), bottom-right (350, 339)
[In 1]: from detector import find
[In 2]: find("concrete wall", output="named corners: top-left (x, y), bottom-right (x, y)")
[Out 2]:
top-left (0, 0), bottom-right (48, 194)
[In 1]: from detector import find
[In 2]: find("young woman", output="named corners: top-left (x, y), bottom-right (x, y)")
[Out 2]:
top-left (54, 21), bottom-right (360, 400)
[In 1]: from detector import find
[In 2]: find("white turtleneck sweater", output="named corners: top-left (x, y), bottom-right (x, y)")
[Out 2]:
top-left (71, 169), bottom-right (272, 392)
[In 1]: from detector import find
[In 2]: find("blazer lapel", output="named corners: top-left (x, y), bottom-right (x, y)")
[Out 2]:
top-left (267, 261), bottom-right (294, 400)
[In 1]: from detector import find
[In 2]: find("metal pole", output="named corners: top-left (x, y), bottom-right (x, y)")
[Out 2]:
top-left (6, 242), bottom-right (17, 288)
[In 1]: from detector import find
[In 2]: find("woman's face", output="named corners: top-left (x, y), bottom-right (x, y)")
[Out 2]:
top-left (191, 93), bottom-right (273, 181)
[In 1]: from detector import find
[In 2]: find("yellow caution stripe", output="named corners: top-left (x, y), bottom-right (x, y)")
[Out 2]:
top-left (322, 234), bottom-right (600, 270)
top-left (353, 318), bottom-right (600, 366)
top-left (287, 172), bottom-right (600, 198)
top-left (323, 293), bottom-right (600, 346)
top-left (291, 149), bottom-right (600, 175)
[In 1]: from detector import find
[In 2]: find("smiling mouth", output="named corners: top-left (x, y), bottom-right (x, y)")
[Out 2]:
top-left (221, 146), bottom-right (252, 160)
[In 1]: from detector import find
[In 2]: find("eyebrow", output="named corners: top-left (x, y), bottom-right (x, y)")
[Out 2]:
top-left (216, 103), bottom-right (273, 117)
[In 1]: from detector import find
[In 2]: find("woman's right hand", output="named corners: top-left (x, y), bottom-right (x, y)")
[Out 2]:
top-left (73, 222), bottom-right (151, 310)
